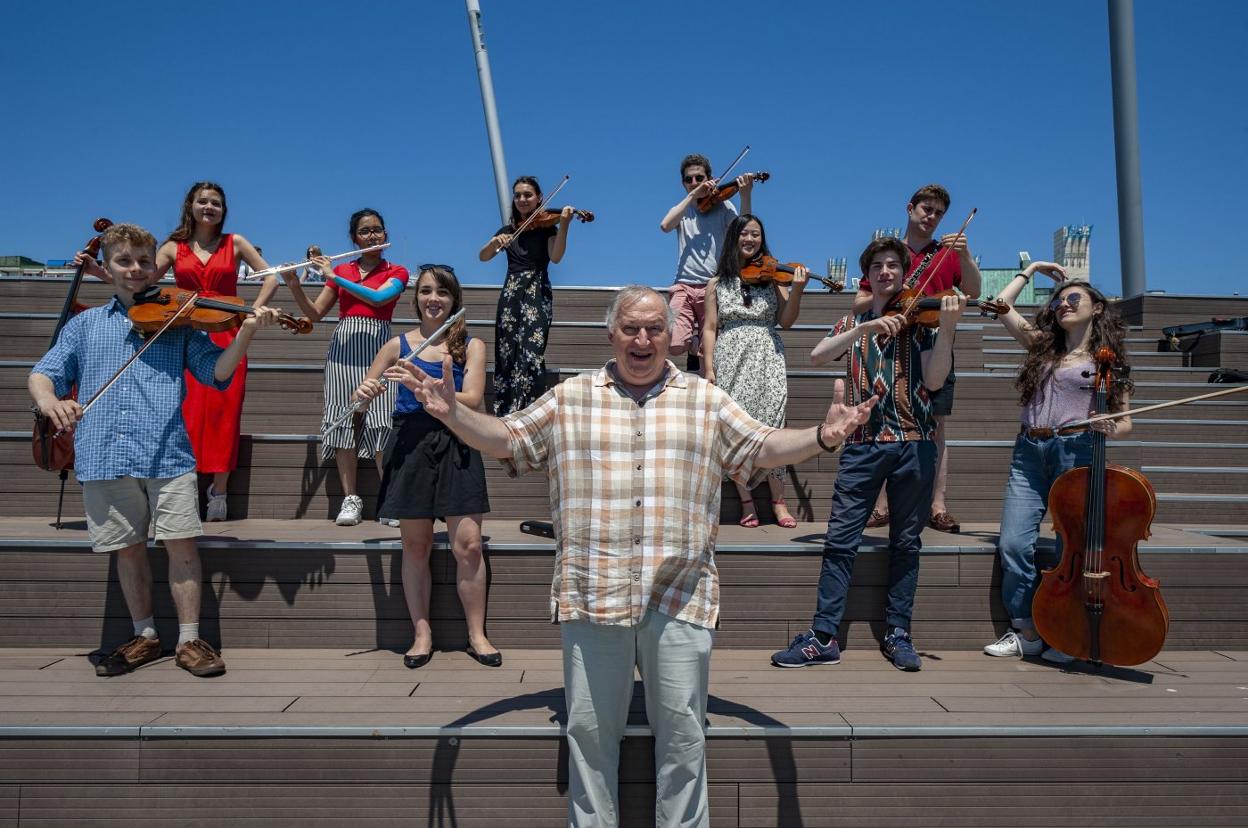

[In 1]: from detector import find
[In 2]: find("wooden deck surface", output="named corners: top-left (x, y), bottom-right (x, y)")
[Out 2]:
top-left (2, 646), bottom-right (1248, 731)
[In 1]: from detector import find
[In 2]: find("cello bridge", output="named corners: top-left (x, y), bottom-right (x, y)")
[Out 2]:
top-left (1082, 571), bottom-right (1110, 580)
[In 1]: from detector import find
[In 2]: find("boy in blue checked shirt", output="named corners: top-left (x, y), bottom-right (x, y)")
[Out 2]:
top-left (29, 223), bottom-right (282, 678)
top-left (772, 237), bottom-right (965, 672)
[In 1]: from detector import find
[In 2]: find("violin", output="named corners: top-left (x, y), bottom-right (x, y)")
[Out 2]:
top-left (33, 217), bottom-right (113, 477)
top-left (524, 207), bottom-right (595, 228)
top-left (740, 255), bottom-right (844, 292)
top-left (880, 287), bottom-right (1008, 329)
top-left (697, 171), bottom-right (769, 213)
top-left (1032, 347), bottom-right (1169, 666)
top-left (129, 286), bottom-right (312, 335)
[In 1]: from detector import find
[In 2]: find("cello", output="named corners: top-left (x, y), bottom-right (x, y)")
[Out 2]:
top-left (1031, 347), bottom-right (1169, 666)
top-left (32, 218), bottom-right (112, 528)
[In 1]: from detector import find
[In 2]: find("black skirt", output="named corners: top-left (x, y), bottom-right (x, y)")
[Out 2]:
top-left (377, 412), bottom-right (491, 520)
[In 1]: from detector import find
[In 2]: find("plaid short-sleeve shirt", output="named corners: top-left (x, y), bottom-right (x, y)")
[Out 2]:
top-left (501, 360), bottom-right (775, 628)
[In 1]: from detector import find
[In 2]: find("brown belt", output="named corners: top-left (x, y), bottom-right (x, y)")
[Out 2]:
top-left (1021, 425), bottom-right (1089, 439)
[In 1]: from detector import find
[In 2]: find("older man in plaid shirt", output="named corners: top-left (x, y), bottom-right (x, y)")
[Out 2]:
top-left (391, 285), bottom-right (876, 828)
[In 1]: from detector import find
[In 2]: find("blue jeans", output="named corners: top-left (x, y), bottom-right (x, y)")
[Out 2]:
top-left (813, 441), bottom-right (937, 636)
top-left (998, 431), bottom-right (1094, 624)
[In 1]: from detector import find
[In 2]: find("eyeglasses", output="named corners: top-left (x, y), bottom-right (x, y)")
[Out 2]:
top-left (683, 174), bottom-right (708, 184)
top-left (418, 263), bottom-right (456, 274)
top-left (356, 227), bottom-right (386, 238)
top-left (1049, 293), bottom-right (1085, 311)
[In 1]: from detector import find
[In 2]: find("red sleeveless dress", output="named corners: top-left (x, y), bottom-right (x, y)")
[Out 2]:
top-left (174, 234), bottom-right (246, 473)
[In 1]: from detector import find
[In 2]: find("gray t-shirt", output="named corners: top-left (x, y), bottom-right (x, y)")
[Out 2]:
top-left (674, 200), bottom-right (737, 285)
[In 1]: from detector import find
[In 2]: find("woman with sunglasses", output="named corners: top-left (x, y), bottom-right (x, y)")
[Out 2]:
top-left (983, 263), bottom-right (1133, 663)
top-left (478, 176), bottom-right (573, 415)
top-left (282, 209), bottom-right (409, 527)
top-left (702, 213), bottom-right (808, 528)
top-left (352, 265), bottom-right (499, 669)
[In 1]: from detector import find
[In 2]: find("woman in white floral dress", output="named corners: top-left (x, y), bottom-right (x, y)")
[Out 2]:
top-left (703, 214), bottom-right (808, 527)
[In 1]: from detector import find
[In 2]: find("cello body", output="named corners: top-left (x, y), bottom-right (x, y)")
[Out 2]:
top-left (1033, 463), bottom-right (1169, 666)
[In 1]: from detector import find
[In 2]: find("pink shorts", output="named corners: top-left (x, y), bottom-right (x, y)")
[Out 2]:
top-left (668, 282), bottom-right (707, 355)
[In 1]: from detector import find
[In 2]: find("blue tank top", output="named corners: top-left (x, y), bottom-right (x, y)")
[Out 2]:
top-left (394, 333), bottom-right (469, 415)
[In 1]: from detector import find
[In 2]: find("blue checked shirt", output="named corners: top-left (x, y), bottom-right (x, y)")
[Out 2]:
top-left (31, 296), bottom-right (231, 482)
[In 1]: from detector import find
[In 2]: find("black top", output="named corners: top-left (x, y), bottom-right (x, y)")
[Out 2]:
top-left (497, 223), bottom-right (557, 274)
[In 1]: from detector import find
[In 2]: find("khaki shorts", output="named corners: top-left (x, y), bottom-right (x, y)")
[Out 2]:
top-left (82, 472), bottom-right (202, 553)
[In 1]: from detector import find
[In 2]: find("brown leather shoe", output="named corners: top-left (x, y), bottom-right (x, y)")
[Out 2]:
top-left (929, 511), bottom-right (961, 533)
top-left (175, 639), bottom-right (226, 677)
top-left (865, 509), bottom-right (889, 528)
top-left (96, 635), bottom-right (162, 677)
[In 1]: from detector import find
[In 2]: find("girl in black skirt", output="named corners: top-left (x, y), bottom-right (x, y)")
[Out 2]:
top-left (478, 175), bottom-right (574, 415)
top-left (352, 266), bottom-right (498, 668)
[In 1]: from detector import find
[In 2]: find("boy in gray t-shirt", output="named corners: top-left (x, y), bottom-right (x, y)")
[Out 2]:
top-left (659, 153), bottom-right (754, 370)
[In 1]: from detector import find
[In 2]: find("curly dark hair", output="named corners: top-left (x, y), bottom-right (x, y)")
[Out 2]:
top-left (1015, 283), bottom-right (1133, 411)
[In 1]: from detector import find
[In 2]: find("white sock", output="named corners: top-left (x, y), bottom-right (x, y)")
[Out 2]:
top-left (133, 617), bottom-right (157, 640)
top-left (177, 623), bottom-right (199, 647)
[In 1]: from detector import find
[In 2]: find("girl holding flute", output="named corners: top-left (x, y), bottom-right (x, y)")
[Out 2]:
top-left (282, 209), bottom-right (408, 527)
top-left (352, 266), bottom-right (498, 668)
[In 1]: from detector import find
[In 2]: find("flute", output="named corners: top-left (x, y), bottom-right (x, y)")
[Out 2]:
top-left (252, 243), bottom-right (391, 279)
top-left (326, 307), bottom-right (468, 431)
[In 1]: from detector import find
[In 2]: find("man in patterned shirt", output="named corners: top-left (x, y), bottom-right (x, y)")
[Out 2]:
top-left (389, 285), bottom-right (877, 828)
top-left (772, 237), bottom-right (965, 673)
top-left (29, 223), bottom-right (282, 679)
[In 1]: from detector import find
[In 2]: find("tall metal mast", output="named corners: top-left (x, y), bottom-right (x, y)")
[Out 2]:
top-left (465, 0), bottom-right (511, 225)
top-left (1108, 0), bottom-right (1147, 297)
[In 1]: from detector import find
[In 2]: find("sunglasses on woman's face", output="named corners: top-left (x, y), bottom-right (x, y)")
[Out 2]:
top-left (1049, 293), bottom-right (1085, 311)
top-left (418, 263), bottom-right (455, 274)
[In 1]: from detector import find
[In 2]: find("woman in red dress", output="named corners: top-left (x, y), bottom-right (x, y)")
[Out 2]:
top-left (155, 182), bottom-right (281, 520)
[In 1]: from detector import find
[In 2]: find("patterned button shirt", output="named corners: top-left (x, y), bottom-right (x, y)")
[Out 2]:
top-left (829, 312), bottom-right (936, 443)
top-left (501, 360), bottom-right (775, 628)
top-left (31, 296), bottom-right (230, 482)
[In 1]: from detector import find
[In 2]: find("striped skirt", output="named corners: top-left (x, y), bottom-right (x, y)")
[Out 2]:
top-left (320, 316), bottom-right (396, 461)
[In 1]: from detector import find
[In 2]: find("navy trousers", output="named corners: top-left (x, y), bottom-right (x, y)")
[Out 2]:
top-left (812, 441), bottom-right (937, 636)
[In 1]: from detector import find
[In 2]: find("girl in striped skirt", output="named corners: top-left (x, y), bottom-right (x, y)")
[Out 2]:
top-left (282, 209), bottom-right (408, 526)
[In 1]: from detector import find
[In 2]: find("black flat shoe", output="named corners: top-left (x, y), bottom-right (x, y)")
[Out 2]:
top-left (466, 646), bottom-right (502, 668)
top-left (403, 651), bottom-right (432, 669)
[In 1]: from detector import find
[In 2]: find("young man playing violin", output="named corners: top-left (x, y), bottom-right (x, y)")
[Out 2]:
top-left (659, 153), bottom-right (755, 372)
top-left (29, 223), bottom-right (282, 679)
top-left (854, 183), bottom-right (982, 533)
top-left (773, 237), bottom-right (965, 671)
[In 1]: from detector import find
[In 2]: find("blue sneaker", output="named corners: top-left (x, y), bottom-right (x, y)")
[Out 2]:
top-left (771, 630), bottom-right (841, 668)
top-left (881, 627), bottom-right (922, 671)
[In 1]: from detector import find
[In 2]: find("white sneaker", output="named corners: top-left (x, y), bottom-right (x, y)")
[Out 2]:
top-left (335, 495), bottom-right (363, 526)
top-left (1042, 647), bottom-right (1076, 664)
top-left (378, 517), bottom-right (400, 528)
top-left (984, 630), bottom-right (1045, 658)
top-left (205, 485), bottom-right (228, 522)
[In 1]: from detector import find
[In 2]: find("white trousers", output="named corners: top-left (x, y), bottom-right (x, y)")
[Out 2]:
top-left (561, 611), bottom-right (713, 828)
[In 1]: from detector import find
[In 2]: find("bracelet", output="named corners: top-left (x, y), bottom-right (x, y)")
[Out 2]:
top-left (1017, 271), bottom-right (1031, 283)
top-left (814, 424), bottom-right (839, 453)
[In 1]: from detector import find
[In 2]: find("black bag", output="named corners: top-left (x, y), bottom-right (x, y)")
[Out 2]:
top-left (1208, 367), bottom-right (1248, 383)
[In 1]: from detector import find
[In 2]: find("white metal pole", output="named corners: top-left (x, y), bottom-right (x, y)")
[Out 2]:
top-left (465, 0), bottom-right (511, 225)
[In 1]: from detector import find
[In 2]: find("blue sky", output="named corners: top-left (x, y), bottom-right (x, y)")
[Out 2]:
top-left (2, 1), bottom-right (1245, 297)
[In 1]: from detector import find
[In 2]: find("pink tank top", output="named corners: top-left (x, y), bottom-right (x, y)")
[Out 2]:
top-left (1022, 358), bottom-right (1095, 429)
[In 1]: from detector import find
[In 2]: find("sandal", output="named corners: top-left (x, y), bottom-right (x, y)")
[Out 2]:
top-left (738, 498), bottom-right (760, 528)
top-left (771, 499), bottom-right (797, 529)
top-left (929, 511), bottom-right (961, 533)
top-left (865, 509), bottom-right (889, 528)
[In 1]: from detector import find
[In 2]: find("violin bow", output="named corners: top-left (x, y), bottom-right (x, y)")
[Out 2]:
top-left (505, 175), bottom-right (570, 248)
top-left (1067, 382), bottom-right (1248, 429)
top-left (251, 244), bottom-right (391, 280)
top-left (53, 292), bottom-right (202, 437)
top-left (899, 207), bottom-right (977, 317)
top-left (327, 307), bottom-right (468, 431)
top-left (711, 144), bottom-right (751, 191)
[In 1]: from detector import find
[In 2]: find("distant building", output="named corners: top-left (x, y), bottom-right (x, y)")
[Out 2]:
top-left (0, 256), bottom-right (44, 268)
top-left (872, 227), bottom-right (902, 241)
top-left (826, 257), bottom-right (848, 289)
top-left (1054, 223), bottom-right (1092, 282)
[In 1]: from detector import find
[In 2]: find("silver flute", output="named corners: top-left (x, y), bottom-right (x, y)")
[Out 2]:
top-left (326, 307), bottom-right (467, 431)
